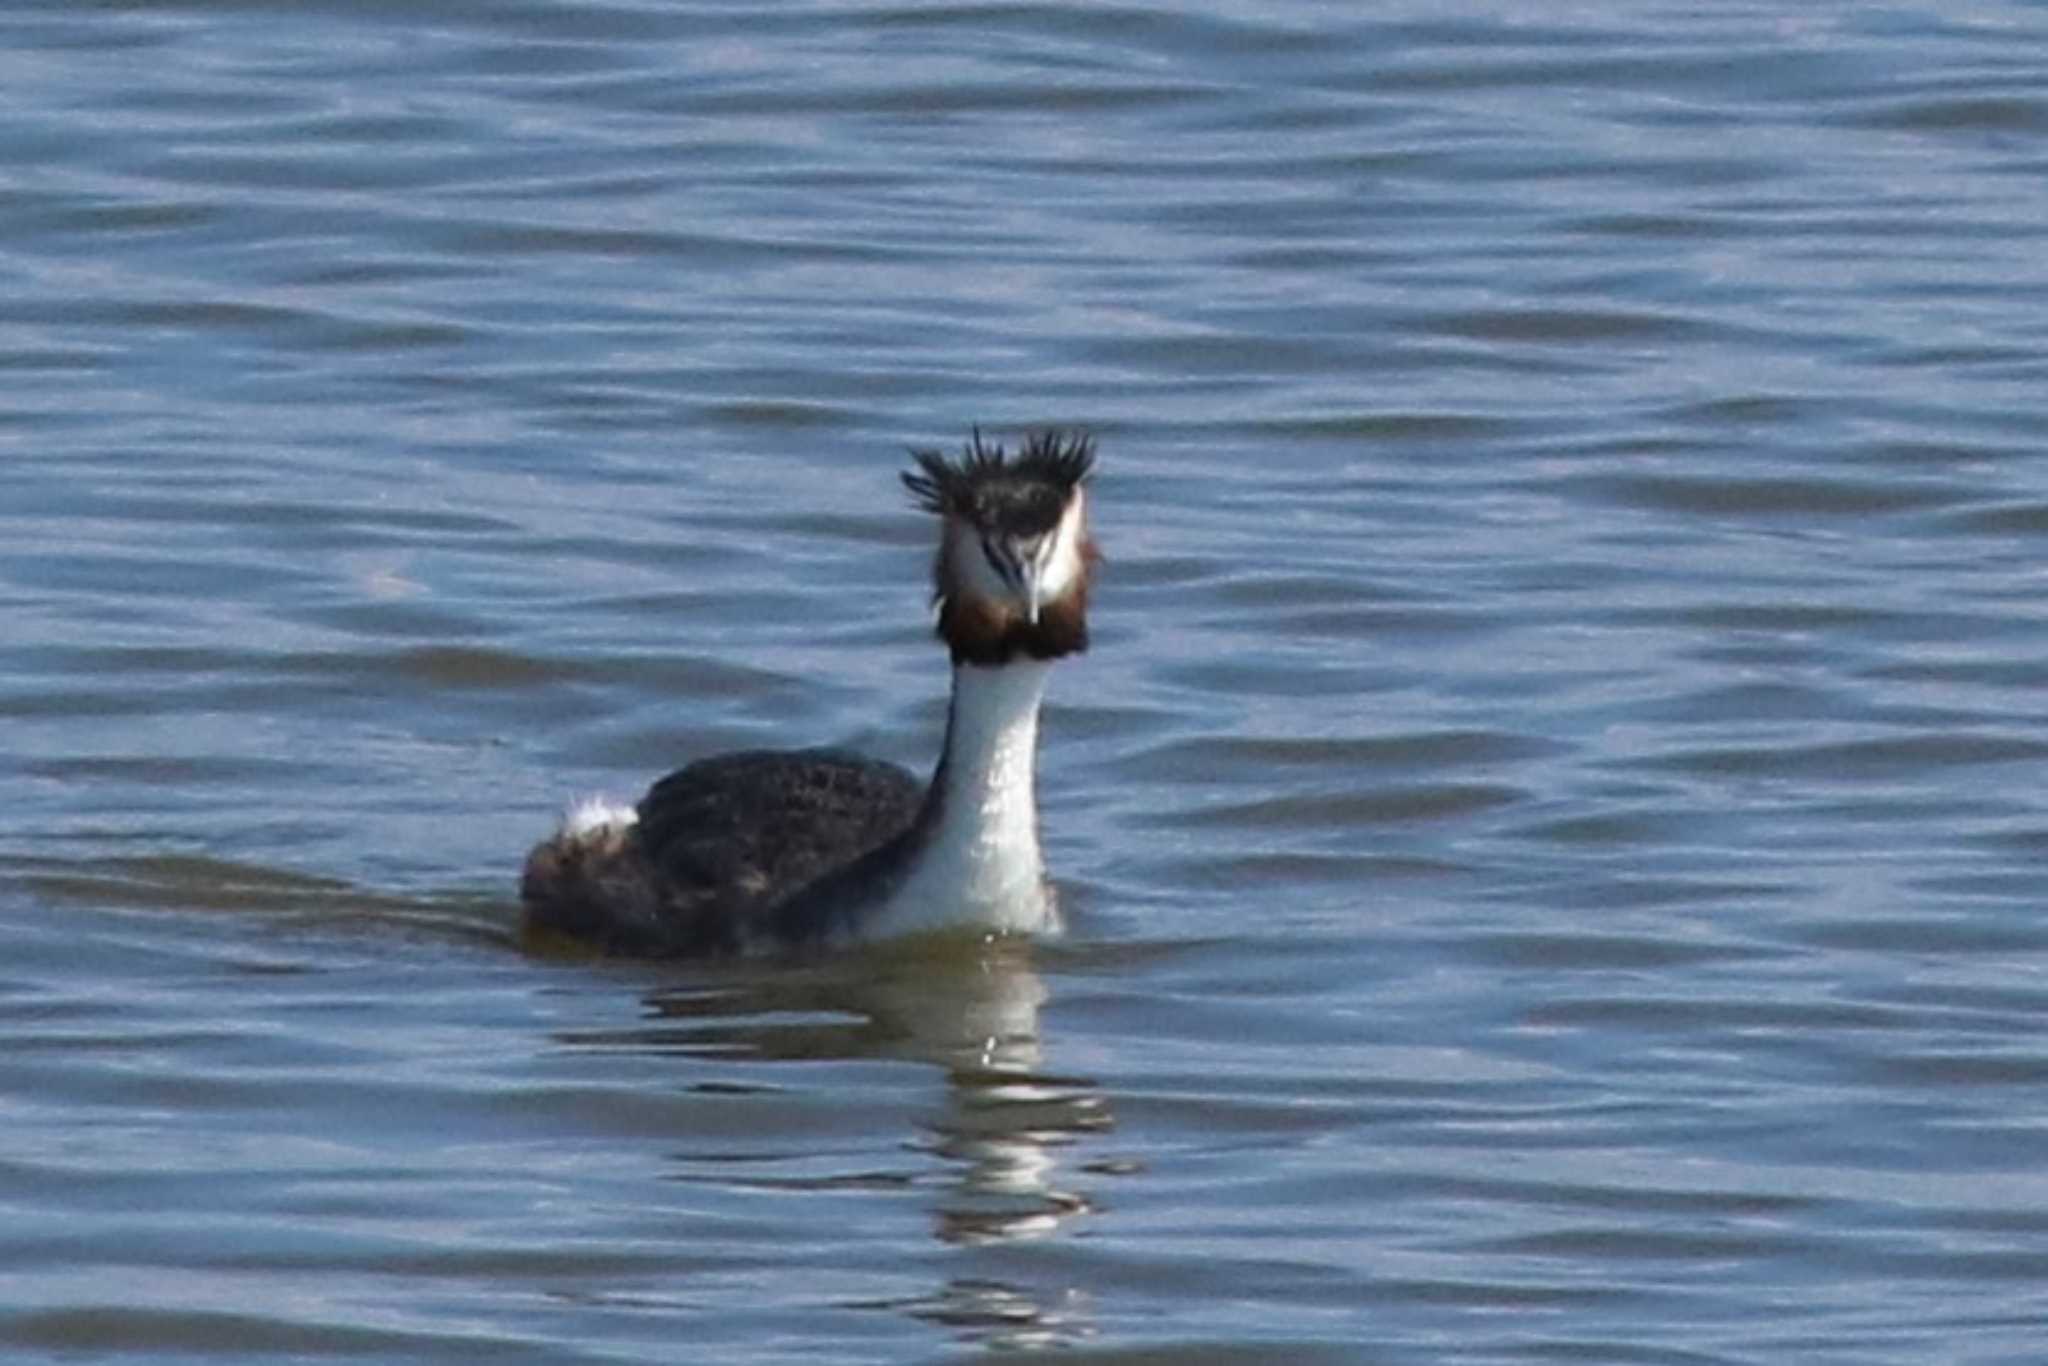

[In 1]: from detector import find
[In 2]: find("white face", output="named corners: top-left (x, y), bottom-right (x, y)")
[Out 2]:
top-left (947, 488), bottom-right (1088, 623)
top-left (1031, 489), bottom-right (1089, 604)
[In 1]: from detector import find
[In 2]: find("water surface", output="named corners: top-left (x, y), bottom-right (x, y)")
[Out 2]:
top-left (5, 2), bottom-right (2048, 1361)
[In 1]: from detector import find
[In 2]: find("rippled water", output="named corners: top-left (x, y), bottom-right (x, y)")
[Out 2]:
top-left (6, 2), bottom-right (2048, 1360)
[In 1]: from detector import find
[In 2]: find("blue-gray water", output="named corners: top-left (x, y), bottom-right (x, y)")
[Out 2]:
top-left (5, 2), bottom-right (2048, 1361)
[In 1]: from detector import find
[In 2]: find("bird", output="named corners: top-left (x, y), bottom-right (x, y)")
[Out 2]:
top-left (520, 429), bottom-right (1100, 956)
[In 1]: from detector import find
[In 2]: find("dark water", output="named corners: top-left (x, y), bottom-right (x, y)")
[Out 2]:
top-left (6, 1), bottom-right (2048, 1360)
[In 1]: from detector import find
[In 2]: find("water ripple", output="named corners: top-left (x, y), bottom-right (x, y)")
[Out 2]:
top-left (6, 1), bottom-right (2048, 1360)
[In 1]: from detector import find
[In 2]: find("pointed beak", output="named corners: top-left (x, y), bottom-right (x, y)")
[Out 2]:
top-left (1020, 558), bottom-right (1044, 625)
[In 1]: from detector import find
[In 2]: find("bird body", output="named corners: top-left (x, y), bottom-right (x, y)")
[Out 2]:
top-left (519, 431), bottom-right (1099, 957)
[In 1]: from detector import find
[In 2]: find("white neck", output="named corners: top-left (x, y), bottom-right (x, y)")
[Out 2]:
top-left (874, 660), bottom-right (1059, 939)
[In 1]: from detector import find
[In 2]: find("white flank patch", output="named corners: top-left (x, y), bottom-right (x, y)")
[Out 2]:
top-left (561, 795), bottom-right (638, 839)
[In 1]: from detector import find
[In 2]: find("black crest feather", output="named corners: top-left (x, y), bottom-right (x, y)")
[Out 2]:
top-left (902, 428), bottom-right (1095, 526)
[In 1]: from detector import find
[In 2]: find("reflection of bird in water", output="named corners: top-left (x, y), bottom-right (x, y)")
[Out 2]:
top-left (521, 431), bottom-right (1101, 957)
top-left (569, 938), bottom-right (1111, 1257)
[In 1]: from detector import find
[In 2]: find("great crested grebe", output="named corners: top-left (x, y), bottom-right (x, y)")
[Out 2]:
top-left (520, 429), bottom-right (1100, 956)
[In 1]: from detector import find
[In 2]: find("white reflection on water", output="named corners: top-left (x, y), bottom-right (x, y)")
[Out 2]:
top-left (570, 946), bottom-right (1100, 1187)
top-left (554, 938), bottom-right (1111, 1344)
